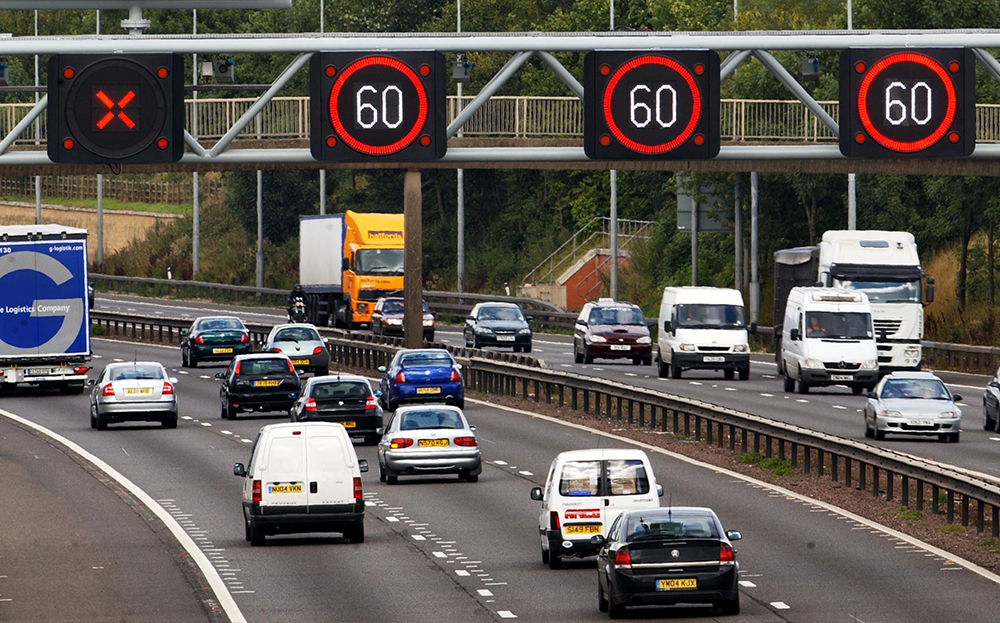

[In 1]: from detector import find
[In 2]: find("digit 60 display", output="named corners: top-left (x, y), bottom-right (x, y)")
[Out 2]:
top-left (839, 48), bottom-right (975, 158)
top-left (310, 52), bottom-right (446, 162)
top-left (584, 50), bottom-right (720, 160)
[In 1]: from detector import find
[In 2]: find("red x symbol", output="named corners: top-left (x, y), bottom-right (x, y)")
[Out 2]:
top-left (94, 90), bottom-right (136, 130)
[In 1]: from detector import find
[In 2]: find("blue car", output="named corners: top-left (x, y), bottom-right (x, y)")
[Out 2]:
top-left (379, 349), bottom-right (465, 411)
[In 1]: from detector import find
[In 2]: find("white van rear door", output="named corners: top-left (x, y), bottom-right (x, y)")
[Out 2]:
top-left (306, 429), bottom-right (353, 506)
top-left (555, 459), bottom-right (605, 538)
top-left (603, 457), bottom-right (658, 525)
top-left (261, 431), bottom-right (308, 508)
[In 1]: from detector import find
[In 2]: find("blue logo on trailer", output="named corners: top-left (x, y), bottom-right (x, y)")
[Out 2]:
top-left (0, 241), bottom-right (89, 357)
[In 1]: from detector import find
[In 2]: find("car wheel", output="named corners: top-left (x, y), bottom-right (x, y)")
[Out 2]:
top-left (797, 379), bottom-right (810, 394)
top-left (949, 432), bottom-right (961, 443)
top-left (574, 346), bottom-right (584, 364)
top-left (472, 337), bottom-right (480, 350)
top-left (719, 592), bottom-right (741, 616)
top-left (784, 373), bottom-right (795, 393)
top-left (598, 580), bottom-right (609, 613)
top-left (670, 357), bottom-right (682, 379)
top-left (181, 349), bottom-right (188, 368)
top-left (162, 416), bottom-right (177, 429)
top-left (249, 522), bottom-right (265, 546)
top-left (525, 345), bottom-right (532, 354)
top-left (607, 593), bottom-right (626, 619)
top-left (386, 474), bottom-right (398, 485)
top-left (513, 345), bottom-right (522, 353)
top-left (852, 386), bottom-right (863, 395)
top-left (465, 473), bottom-right (479, 483)
top-left (632, 357), bottom-right (642, 366)
top-left (724, 369), bottom-right (735, 380)
top-left (90, 405), bottom-right (97, 429)
top-left (454, 398), bottom-right (465, 410)
top-left (226, 404), bottom-right (237, 420)
top-left (738, 366), bottom-right (750, 381)
top-left (874, 427), bottom-right (886, 441)
top-left (365, 434), bottom-right (382, 445)
top-left (984, 402), bottom-right (996, 431)
top-left (584, 351), bottom-right (594, 365)
top-left (379, 463), bottom-right (388, 483)
top-left (864, 414), bottom-right (874, 438)
top-left (96, 413), bottom-right (108, 431)
top-left (189, 355), bottom-right (197, 368)
top-left (388, 400), bottom-right (399, 413)
top-left (347, 523), bottom-right (365, 544)
top-left (221, 403), bottom-right (228, 419)
top-left (314, 366), bottom-right (328, 376)
top-left (642, 356), bottom-right (651, 366)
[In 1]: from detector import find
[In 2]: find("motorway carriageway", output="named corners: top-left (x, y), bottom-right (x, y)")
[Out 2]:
top-left (98, 294), bottom-right (1000, 481)
top-left (2, 336), bottom-right (1000, 622)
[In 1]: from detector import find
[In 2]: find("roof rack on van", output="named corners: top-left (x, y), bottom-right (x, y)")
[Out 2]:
top-left (810, 291), bottom-right (863, 303)
top-left (598, 297), bottom-right (615, 303)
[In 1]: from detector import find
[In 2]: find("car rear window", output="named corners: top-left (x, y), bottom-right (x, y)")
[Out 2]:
top-left (198, 318), bottom-right (244, 331)
top-left (626, 513), bottom-right (719, 541)
top-left (400, 352), bottom-right (453, 367)
top-left (399, 409), bottom-right (464, 431)
top-left (606, 459), bottom-right (650, 496)
top-left (109, 365), bottom-right (164, 381)
top-left (312, 382), bottom-right (369, 400)
top-left (559, 460), bottom-right (601, 496)
top-left (275, 327), bottom-right (321, 342)
top-left (238, 359), bottom-right (290, 375)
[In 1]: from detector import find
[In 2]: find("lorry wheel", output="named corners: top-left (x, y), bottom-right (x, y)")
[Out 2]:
top-left (724, 369), bottom-right (735, 380)
top-left (783, 373), bottom-right (795, 392)
top-left (738, 366), bottom-right (750, 381)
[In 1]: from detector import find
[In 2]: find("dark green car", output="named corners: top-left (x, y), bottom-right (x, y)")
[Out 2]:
top-left (181, 316), bottom-right (252, 368)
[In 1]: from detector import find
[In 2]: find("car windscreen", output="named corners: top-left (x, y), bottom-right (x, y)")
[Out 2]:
top-left (606, 459), bottom-right (651, 496)
top-left (675, 304), bottom-right (745, 330)
top-left (274, 327), bottom-right (321, 342)
top-left (398, 409), bottom-right (464, 431)
top-left (382, 300), bottom-right (429, 313)
top-left (479, 306), bottom-right (524, 322)
top-left (197, 318), bottom-right (244, 331)
top-left (400, 352), bottom-right (453, 367)
top-left (589, 306), bottom-right (645, 326)
top-left (833, 278), bottom-right (921, 304)
top-left (559, 460), bottom-right (601, 496)
top-left (626, 513), bottom-right (719, 541)
top-left (237, 359), bottom-right (290, 375)
top-left (804, 312), bottom-right (872, 340)
top-left (356, 249), bottom-right (405, 276)
top-left (881, 379), bottom-right (950, 400)
top-left (311, 381), bottom-right (369, 400)
top-left (109, 365), bottom-right (164, 381)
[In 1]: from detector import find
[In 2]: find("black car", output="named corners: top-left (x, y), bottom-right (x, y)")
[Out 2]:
top-left (181, 316), bottom-right (252, 368)
top-left (594, 507), bottom-right (742, 618)
top-left (290, 373), bottom-right (385, 444)
top-left (983, 367), bottom-right (1000, 433)
top-left (217, 354), bottom-right (301, 420)
top-left (463, 302), bottom-right (533, 352)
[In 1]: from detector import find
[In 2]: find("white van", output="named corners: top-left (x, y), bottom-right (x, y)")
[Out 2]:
top-left (529, 448), bottom-right (662, 569)
top-left (657, 287), bottom-right (753, 380)
top-left (780, 287), bottom-right (879, 394)
top-left (233, 422), bottom-right (368, 546)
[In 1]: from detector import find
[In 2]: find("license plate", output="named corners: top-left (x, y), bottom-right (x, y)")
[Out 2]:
top-left (497, 335), bottom-right (515, 342)
top-left (124, 388), bottom-right (151, 395)
top-left (416, 386), bottom-right (441, 394)
top-left (609, 344), bottom-right (631, 351)
top-left (564, 524), bottom-right (601, 535)
top-left (267, 484), bottom-right (302, 494)
top-left (830, 374), bottom-right (852, 381)
top-left (658, 578), bottom-right (697, 590)
top-left (703, 356), bottom-right (725, 362)
top-left (212, 347), bottom-right (233, 354)
top-left (254, 380), bottom-right (280, 387)
top-left (418, 439), bottom-right (449, 447)
top-left (26, 368), bottom-right (53, 376)
top-left (910, 419), bottom-right (933, 426)
top-left (341, 421), bottom-right (356, 428)
top-left (291, 359), bottom-right (309, 365)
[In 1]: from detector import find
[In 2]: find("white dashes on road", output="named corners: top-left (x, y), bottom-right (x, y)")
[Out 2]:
top-left (771, 602), bottom-right (791, 610)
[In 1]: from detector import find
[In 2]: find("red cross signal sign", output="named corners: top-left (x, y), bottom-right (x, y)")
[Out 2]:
top-left (48, 54), bottom-right (183, 164)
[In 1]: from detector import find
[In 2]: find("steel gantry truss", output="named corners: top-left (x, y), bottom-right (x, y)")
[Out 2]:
top-left (7, 30), bottom-right (1000, 173)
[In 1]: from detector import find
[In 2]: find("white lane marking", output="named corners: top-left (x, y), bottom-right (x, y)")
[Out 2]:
top-left (221, 431), bottom-right (232, 435)
top-left (498, 611), bottom-right (517, 619)
top-left (433, 551), bottom-right (448, 558)
top-left (519, 471), bottom-right (533, 476)
top-left (762, 374), bottom-right (776, 379)
top-left (771, 602), bottom-right (790, 610)
top-left (200, 375), bottom-right (211, 379)
top-left (990, 438), bottom-right (1000, 442)
top-left (957, 403), bottom-right (968, 407)
top-left (689, 381), bottom-right (703, 386)
top-left (386, 516), bottom-right (399, 523)
top-left (241, 439), bottom-right (252, 443)
top-left (832, 405), bottom-right (848, 410)
top-left (796, 399), bottom-right (809, 403)
top-left (92, 354), bottom-right (102, 359)
top-left (201, 422), bottom-right (212, 427)
top-left (412, 535), bottom-right (426, 541)
top-left (592, 368), bottom-right (604, 371)
top-left (456, 570), bottom-right (470, 576)
top-left (0, 408), bottom-right (246, 623)
top-left (560, 364), bottom-right (572, 368)
top-left (738, 580), bottom-right (757, 587)
top-left (478, 589), bottom-right (493, 597)
top-left (178, 371), bottom-right (189, 375)
top-left (760, 393), bottom-right (774, 397)
top-left (181, 416), bottom-right (192, 420)
top-left (485, 582), bottom-right (508, 586)
top-left (493, 460), bottom-right (508, 465)
top-left (724, 387), bottom-right (737, 392)
top-left (121, 447), bottom-right (130, 457)
top-left (465, 397), bottom-right (1000, 589)
top-left (113, 358), bottom-right (124, 362)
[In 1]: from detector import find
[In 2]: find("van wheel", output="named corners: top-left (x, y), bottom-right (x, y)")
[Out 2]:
top-left (797, 379), bottom-right (810, 394)
top-left (347, 523), bottom-right (365, 544)
top-left (657, 352), bottom-right (669, 378)
top-left (244, 516), bottom-right (251, 542)
top-left (670, 358), bottom-right (682, 379)
top-left (738, 366), bottom-right (750, 381)
top-left (386, 474), bottom-right (398, 485)
top-left (548, 551), bottom-right (562, 569)
top-left (249, 523), bottom-right (265, 546)
top-left (541, 546), bottom-right (549, 565)
top-left (724, 369), bottom-right (735, 380)
top-left (783, 373), bottom-right (795, 393)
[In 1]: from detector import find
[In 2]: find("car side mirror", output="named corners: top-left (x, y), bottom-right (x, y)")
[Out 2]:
top-left (925, 277), bottom-right (935, 303)
top-left (790, 328), bottom-right (800, 342)
top-left (466, 316), bottom-right (475, 324)
top-left (726, 530), bottom-right (742, 542)
top-left (342, 257), bottom-right (350, 271)
top-left (169, 377), bottom-right (179, 384)
top-left (87, 379), bottom-right (96, 386)
top-left (590, 535), bottom-right (606, 546)
top-left (233, 462), bottom-right (246, 477)
top-left (576, 319), bottom-right (588, 326)
top-left (656, 484), bottom-right (663, 497)
top-left (374, 390), bottom-right (383, 397)
top-left (990, 380), bottom-right (1000, 388)
top-left (214, 372), bottom-right (226, 379)
top-left (377, 366), bottom-right (387, 373)
top-left (323, 337), bottom-right (329, 344)
top-left (530, 487), bottom-right (543, 501)
top-left (455, 363), bottom-right (463, 369)
top-left (749, 322), bottom-right (757, 335)
top-left (358, 459), bottom-right (369, 473)
top-left (952, 394), bottom-right (963, 402)
top-left (180, 330), bottom-right (188, 337)
top-left (663, 320), bottom-right (671, 333)
top-left (469, 425), bottom-right (476, 431)
top-left (526, 315), bottom-right (534, 322)
top-left (866, 391), bottom-right (877, 399)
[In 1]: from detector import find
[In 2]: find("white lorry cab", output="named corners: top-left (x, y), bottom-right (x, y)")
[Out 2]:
top-left (657, 287), bottom-right (752, 381)
top-left (529, 448), bottom-right (662, 569)
top-left (233, 422), bottom-right (368, 546)
top-left (780, 287), bottom-right (879, 395)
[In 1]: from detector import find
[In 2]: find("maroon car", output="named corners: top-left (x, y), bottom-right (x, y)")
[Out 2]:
top-left (370, 297), bottom-right (435, 342)
top-left (573, 298), bottom-right (652, 365)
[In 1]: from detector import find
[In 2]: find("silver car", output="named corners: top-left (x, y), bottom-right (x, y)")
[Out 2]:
top-left (89, 362), bottom-right (179, 431)
top-left (264, 323), bottom-right (330, 376)
top-left (378, 405), bottom-right (482, 484)
top-left (863, 372), bottom-right (962, 442)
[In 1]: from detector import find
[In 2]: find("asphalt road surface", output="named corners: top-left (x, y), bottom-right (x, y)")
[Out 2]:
top-left (3, 335), bottom-right (1000, 621)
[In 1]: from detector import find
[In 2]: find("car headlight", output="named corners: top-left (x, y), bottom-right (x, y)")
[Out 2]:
top-left (860, 360), bottom-right (878, 370)
top-left (518, 328), bottom-right (531, 335)
top-left (476, 326), bottom-right (494, 334)
top-left (679, 343), bottom-right (696, 352)
top-left (733, 344), bottom-right (748, 353)
top-left (588, 334), bottom-right (607, 343)
top-left (802, 358), bottom-right (824, 368)
top-left (880, 410), bottom-right (902, 417)
top-left (636, 336), bottom-right (651, 344)
top-left (386, 318), bottom-right (402, 325)
top-left (940, 411), bottom-right (960, 419)
top-left (423, 319), bottom-right (435, 327)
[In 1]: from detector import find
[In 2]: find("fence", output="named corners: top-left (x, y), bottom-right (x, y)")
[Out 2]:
top-left (0, 175), bottom-right (225, 205)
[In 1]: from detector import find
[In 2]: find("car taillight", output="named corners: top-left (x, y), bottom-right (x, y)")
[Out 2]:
top-left (233, 361), bottom-right (241, 375)
top-left (614, 547), bottom-right (631, 567)
top-left (240, 333), bottom-right (249, 344)
top-left (101, 383), bottom-right (115, 396)
top-left (365, 396), bottom-right (377, 410)
top-left (286, 359), bottom-right (295, 373)
top-left (304, 397), bottom-right (317, 412)
top-left (389, 437), bottom-right (413, 449)
top-left (313, 346), bottom-right (323, 355)
top-left (194, 335), bottom-right (204, 344)
top-left (353, 477), bottom-right (363, 499)
top-left (720, 543), bottom-right (735, 564)
top-left (252, 480), bottom-right (261, 502)
top-left (271, 347), bottom-right (283, 353)
top-left (549, 511), bottom-right (560, 530)
top-left (454, 436), bottom-right (477, 447)
top-left (73, 367), bottom-right (88, 374)
top-left (162, 381), bottom-right (174, 395)
top-left (449, 369), bottom-right (461, 383)
top-left (395, 371), bottom-right (406, 383)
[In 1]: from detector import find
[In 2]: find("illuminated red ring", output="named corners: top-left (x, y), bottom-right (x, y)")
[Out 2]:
top-left (328, 56), bottom-right (428, 156)
top-left (857, 52), bottom-right (956, 153)
top-left (602, 55), bottom-right (702, 155)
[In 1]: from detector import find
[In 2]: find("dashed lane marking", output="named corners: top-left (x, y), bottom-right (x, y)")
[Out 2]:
top-left (412, 535), bottom-right (426, 541)
top-left (201, 422), bottom-right (212, 427)
top-left (771, 602), bottom-right (791, 610)
top-left (833, 405), bottom-right (848, 410)
top-left (796, 399), bottom-right (809, 403)
top-left (519, 471), bottom-right (533, 476)
top-left (456, 570), bottom-right (470, 577)
top-left (478, 590), bottom-right (493, 597)
top-left (433, 551), bottom-right (448, 558)
top-left (498, 611), bottom-right (517, 619)
top-left (760, 393), bottom-right (774, 397)
top-left (739, 581), bottom-right (757, 587)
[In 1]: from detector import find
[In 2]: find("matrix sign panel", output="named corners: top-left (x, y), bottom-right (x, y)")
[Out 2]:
top-left (839, 48), bottom-right (975, 157)
top-left (47, 54), bottom-right (184, 164)
top-left (584, 50), bottom-right (720, 160)
top-left (310, 52), bottom-right (446, 162)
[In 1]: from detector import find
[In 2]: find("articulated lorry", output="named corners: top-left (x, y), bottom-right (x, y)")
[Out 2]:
top-left (299, 211), bottom-right (405, 328)
top-left (0, 224), bottom-right (91, 393)
top-left (774, 231), bottom-right (933, 374)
